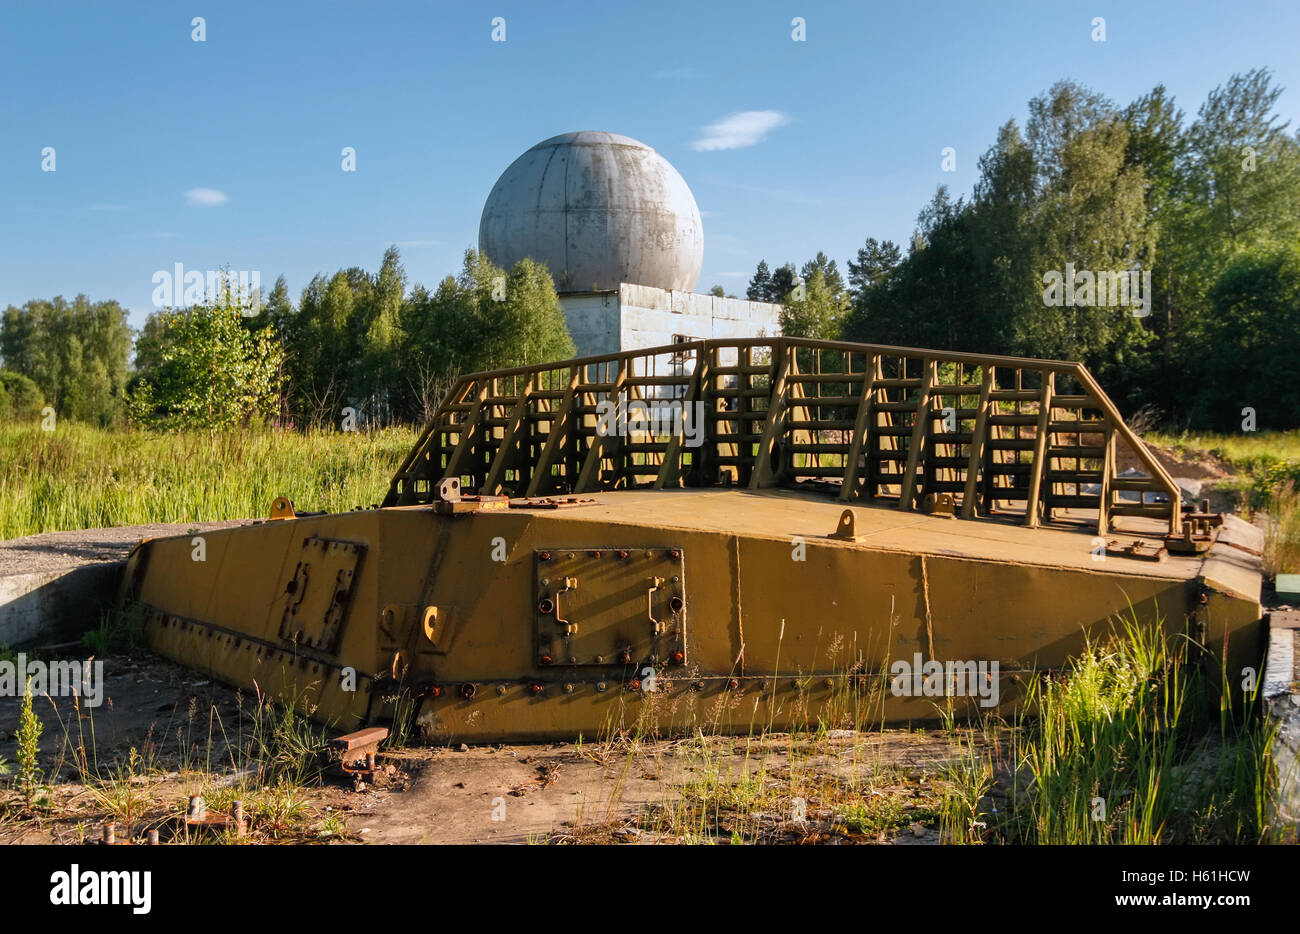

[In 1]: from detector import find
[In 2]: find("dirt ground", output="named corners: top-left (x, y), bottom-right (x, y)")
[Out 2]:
top-left (0, 652), bottom-right (971, 845)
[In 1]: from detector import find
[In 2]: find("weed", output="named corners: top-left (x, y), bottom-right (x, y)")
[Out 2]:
top-left (15, 685), bottom-right (49, 809)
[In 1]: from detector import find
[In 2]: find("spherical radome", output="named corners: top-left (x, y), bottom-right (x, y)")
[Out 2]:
top-left (478, 131), bottom-right (703, 293)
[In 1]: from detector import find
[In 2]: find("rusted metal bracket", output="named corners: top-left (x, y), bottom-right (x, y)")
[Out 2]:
top-left (269, 496), bottom-right (296, 520)
top-left (923, 492), bottom-right (956, 518)
top-left (1165, 511), bottom-right (1223, 556)
top-left (509, 496), bottom-right (598, 510)
top-left (185, 795), bottom-right (247, 837)
top-left (1105, 539), bottom-right (1167, 562)
top-left (433, 494), bottom-right (509, 515)
top-left (331, 726), bottom-right (390, 788)
top-left (828, 508), bottom-right (859, 541)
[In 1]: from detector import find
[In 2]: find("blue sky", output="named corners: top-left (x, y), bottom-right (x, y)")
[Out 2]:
top-left (2, 0), bottom-right (1298, 330)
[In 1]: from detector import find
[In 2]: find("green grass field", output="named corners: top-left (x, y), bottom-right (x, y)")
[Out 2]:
top-left (1147, 429), bottom-right (1300, 478)
top-left (1146, 429), bottom-right (1300, 576)
top-left (0, 423), bottom-right (417, 540)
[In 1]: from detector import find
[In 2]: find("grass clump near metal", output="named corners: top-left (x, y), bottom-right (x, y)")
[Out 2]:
top-left (944, 617), bottom-right (1274, 845)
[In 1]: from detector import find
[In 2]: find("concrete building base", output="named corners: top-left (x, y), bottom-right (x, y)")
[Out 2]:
top-left (560, 283), bottom-right (782, 358)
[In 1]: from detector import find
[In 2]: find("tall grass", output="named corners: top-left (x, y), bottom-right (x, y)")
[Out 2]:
top-left (1146, 429), bottom-right (1300, 467)
top-left (0, 422), bottom-right (416, 539)
top-left (947, 618), bottom-right (1274, 845)
top-left (1263, 482), bottom-right (1300, 578)
top-left (1146, 430), bottom-right (1299, 575)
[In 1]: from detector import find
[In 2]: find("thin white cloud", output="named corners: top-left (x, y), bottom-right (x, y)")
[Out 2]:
top-left (185, 187), bottom-right (228, 207)
top-left (692, 111), bottom-right (788, 152)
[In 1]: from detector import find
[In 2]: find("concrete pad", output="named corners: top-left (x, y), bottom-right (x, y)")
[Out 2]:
top-left (0, 521), bottom-right (250, 647)
top-left (1263, 614), bottom-right (1300, 842)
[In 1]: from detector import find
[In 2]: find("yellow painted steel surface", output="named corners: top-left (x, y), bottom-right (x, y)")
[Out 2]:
top-left (119, 487), bottom-right (1262, 743)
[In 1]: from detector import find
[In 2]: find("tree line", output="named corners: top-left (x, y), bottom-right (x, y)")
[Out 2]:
top-left (745, 68), bottom-right (1300, 431)
top-left (0, 249), bottom-right (574, 430)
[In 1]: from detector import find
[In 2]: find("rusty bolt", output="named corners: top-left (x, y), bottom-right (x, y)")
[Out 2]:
top-left (629, 679), bottom-right (642, 692)
top-left (496, 685), bottom-right (507, 696)
top-left (618, 649), bottom-right (633, 665)
top-left (590, 550), bottom-right (601, 558)
top-left (596, 682), bottom-right (607, 692)
top-left (728, 678), bottom-right (740, 690)
top-left (429, 685), bottom-right (444, 698)
top-left (529, 683), bottom-right (543, 696)
top-left (539, 653), bottom-right (553, 666)
top-left (563, 683), bottom-right (575, 694)
top-left (459, 683), bottom-right (477, 699)
top-left (670, 651), bottom-right (685, 665)
top-left (617, 550), bottom-right (629, 560)
top-left (824, 678), bottom-right (834, 689)
top-left (539, 551), bottom-right (552, 561)
top-left (693, 680), bottom-right (706, 692)
top-left (669, 549), bottom-right (681, 559)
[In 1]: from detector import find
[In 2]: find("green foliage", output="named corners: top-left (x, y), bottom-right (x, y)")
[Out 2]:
top-left (82, 606), bottom-right (146, 656)
top-left (746, 260), bottom-right (800, 303)
top-left (0, 295), bottom-right (130, 425)
top-left (799, 251), bottom-right (847, 301)
top-left (0, 369), bottom-right (44, 421)
top-left (839, 68), bottom-right (1300, 429)
top-left (280, 246), bottom-right (573, 428)
top-left (778, 268), bottom-right (847, 339)
top-left (846, 238), bottom-right (901, 300)
top-left (129, 275), bottom-right (283, 430)
top-left (1263, 482), bottom-right (1300, 578)
top-left (402, 249), bottom-right (574, 390)
top-left (16, 686), bottom-right (48, 809)
top-left (243, 691), bottom-right (331, 788)
top-left (945, 619), bottom-right (1271, 845)
top-left (1191, 244), bottom-right (1300, 430)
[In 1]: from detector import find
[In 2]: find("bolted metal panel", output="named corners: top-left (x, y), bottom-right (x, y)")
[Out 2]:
top-left (534, 546), bottom-right (686, 668)
top-left (277, 536), bottom-right (364, 654)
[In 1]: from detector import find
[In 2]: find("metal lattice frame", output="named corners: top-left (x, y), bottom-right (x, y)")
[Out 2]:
top-left (383, 338), bottom-right (1181, 535)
